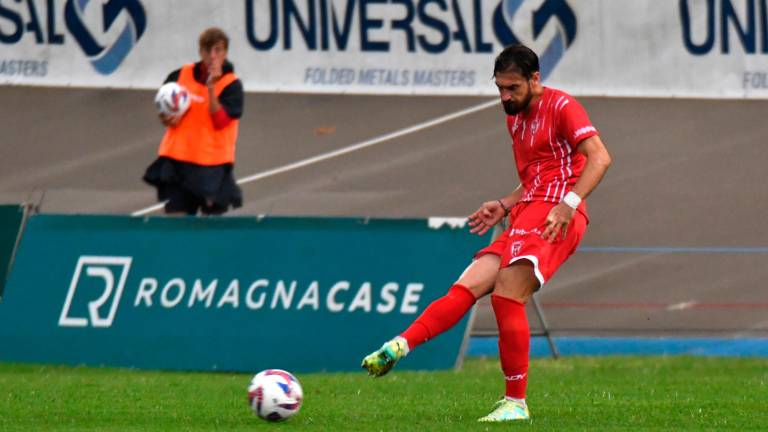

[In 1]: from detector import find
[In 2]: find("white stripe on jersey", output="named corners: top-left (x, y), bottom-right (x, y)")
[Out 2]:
top-left (552, 94), bottom-right (573, 203)
top-left (545, 148), bottom-right (555, 202)
top-left (557, 134), bottom-right (567, 200)
top-left (530, 99), bottom-right (543, 147)
top-left (552, 181), bottom-right (560, 203)
top-left (557, 143), bottom-right (566, 195)
top-left (545, 94), bottom-right (561, 202)
top-left (524, 162), bottom-right (542, 202)
top-left (560, 137), bottom-right (573, 178)
top-left (555, 96), bottom-right (569, 112)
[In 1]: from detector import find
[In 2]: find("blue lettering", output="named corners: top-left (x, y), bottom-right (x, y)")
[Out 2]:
top-left (330, 0), bottom-right (356, 50)
top-left (721, 0), bottom-right (756, 53)
top-left (763, 0), bottom-right (768, 52)
top-left (391, 0), bottom-right (415, 52)
top-left (25, 0), bottom-right (44, 43)
top-left (0, 2), bottom-right (23, 43)
top-left (413, 69), bottom-right (474, 87)
top-left (304, 66), bottom-right (355, 85)
top-left (473, 0), bottom-right (492, 53)
top-left (319, 0), bottom-right (329, 49)
top-left (46, 0), bottom-right (63, 44)
top-left (284, 0), bottom-right (316, 50)
top-left (417, 0), bottom-right (449, 54)
top-left (245, 0), bottom-right (278, 50)
top-left (243, 0), bottom-right (551, 54)
top-left (360, 0), bottom-right (388, 51)
top-left (681, 0), bottom-right (768, 55)
top-left (450, 0), bottom-right (470, 52)
top-left (0, 59), bottom-right (48, 77)
top-left (358, 68), bottom-right (409, 85)
top-left (681, 0), bottom-right (715, 55)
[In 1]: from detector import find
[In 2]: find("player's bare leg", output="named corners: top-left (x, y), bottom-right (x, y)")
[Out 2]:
top-left (479, 260), bottom-right (539, 422)
top-left (456, 254), bottom-right (503, 297)
top-left (361, 254), bottom-right (500, 377)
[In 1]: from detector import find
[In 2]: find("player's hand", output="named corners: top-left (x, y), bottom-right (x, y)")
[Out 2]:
top-left (159, 112), bottom-right (181, 127)
top-left (542, 202), bottom-right (575, 243)
top-left (207, 61), bottom-right (223, 87)
top-left (468, 200), bottom-right (506, 236)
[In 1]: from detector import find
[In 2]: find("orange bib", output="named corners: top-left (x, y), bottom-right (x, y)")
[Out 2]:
top-left (158, 64), bottom-right (239, 165)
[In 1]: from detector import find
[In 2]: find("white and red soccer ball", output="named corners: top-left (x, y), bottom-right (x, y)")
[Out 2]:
top-left (154, 82), bottom-right (191, 117)
top-left (247, 369), bottom-right (303, 422)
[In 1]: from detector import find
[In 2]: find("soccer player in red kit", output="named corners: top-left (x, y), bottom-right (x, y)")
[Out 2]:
top-left (361, 44), bottom-right (612, 422)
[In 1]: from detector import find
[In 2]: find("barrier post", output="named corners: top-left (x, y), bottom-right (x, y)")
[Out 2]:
top-left (0, 204), bottom-right (30, 299)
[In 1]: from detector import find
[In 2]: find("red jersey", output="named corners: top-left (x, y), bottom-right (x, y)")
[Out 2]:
top-left (506, 87), bottom-right (598, 214)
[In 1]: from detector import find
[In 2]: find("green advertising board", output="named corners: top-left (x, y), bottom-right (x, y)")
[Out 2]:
top-left (0, 204), bottom-right (26, 298)
top-left (0, 215), bottom-right (487, 373)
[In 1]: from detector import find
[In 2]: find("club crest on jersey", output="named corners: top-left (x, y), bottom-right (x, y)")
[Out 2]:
top-left (510, 241), bottom-right (524, 257)
top-left (530, 120), bottom-right (540, 134)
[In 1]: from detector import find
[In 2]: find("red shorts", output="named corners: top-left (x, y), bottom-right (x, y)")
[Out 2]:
top-left (475, 201), bottom-right (587, 287)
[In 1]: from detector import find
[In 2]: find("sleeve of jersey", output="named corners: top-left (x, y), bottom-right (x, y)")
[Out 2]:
top-left (163, 69), bottom-right (181, 84)
top-left (218, 79), bottom-right (244, 119)
top-left (557, 96), bottom-right (598, 149)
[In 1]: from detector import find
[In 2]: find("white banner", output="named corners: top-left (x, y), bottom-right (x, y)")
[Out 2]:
top-left (1, 0), bottom-right (767, 97)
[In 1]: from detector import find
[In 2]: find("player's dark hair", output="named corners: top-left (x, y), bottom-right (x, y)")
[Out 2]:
top-left (199, 27), bottom-right (229, 51)
top-left (493, 44), bottom-right (539, 79)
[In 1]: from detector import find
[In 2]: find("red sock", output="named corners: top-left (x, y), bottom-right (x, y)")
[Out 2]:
top-left (400, 284), bottom-right (476, 350)
top-left (491, 294), bottom-right (530, 399)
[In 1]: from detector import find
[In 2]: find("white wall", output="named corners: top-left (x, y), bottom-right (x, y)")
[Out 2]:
top-left (1, 0), bottom-right (767, 97)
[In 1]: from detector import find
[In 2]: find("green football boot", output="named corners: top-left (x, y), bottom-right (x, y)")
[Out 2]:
top-left (478, 399), bottom-right (530, 422)
top-left (361, 336), bottom-right (409, 377)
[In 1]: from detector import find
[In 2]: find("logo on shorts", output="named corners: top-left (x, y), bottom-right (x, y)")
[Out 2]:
top-left (58, 256), bottom-right (132, 328)
top-left (64, 0), bottom-right (147, 75)
top-left (510, 241), bottom-right (524, 257)
top-left (493, 0), bottom-right (577, 80)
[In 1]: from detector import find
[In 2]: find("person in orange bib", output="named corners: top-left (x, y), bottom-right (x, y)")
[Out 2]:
top-left (143, 27), bottom-right (244, 215)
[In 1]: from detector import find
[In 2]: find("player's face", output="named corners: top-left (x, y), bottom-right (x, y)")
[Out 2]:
top-left (495, 71), bottom-right (537, 115)
top-left (200, 41), bottom-right (228, 68)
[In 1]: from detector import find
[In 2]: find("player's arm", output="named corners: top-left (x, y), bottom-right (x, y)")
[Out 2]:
top-left (498, 185), bottom-right (524, 212)
top-left (207, 60), bottom-right (223, 115)
top-left (208, 64), bottom-right (244, 130)
top-left (468, 184), bottom-right (524, 236)
top-left (159, 69), bottom-right (182, 127)
top-left (541, 135), bottom-right (612, 242)
top-left (570, 135), bottom-right (612, 200)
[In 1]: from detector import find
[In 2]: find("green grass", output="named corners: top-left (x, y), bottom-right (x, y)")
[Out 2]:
top-left (1, 356), bottom-right (766, 431)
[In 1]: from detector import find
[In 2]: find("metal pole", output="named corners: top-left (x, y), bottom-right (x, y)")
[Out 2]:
top-left (530, 294), bottom-right (559, 359)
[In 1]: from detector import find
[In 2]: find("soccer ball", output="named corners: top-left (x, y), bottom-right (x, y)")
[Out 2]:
top-left (247, 369), bottom-right (303, 422)
top-left (154, 82), bottom-right (191, 117)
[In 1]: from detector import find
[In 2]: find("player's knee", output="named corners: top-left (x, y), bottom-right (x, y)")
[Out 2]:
top-left (446, 284), bottom-right (479, 302)
top-left (494, 261), bottom-right (539, 302)
top-left (456, 282), bottom-right (493, 300)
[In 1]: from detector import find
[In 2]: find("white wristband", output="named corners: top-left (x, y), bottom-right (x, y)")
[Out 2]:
top-left (562, 191), bottom-right (581, 209)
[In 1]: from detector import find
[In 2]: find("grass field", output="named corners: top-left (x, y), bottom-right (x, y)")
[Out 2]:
top-left (1, 356), bottom-right (766, 431)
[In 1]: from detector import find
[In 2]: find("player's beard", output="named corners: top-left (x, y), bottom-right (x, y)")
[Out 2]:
top-left (502, 82), bottom-right (534, 116)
